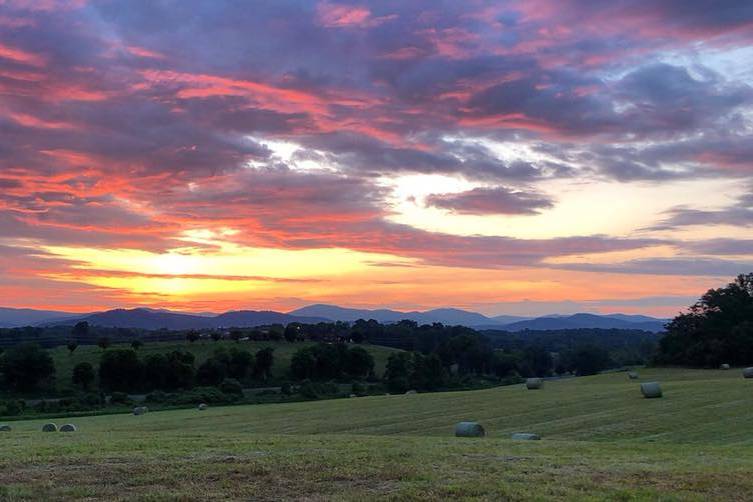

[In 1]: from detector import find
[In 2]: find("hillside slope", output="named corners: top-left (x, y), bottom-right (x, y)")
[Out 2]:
top-left (28, 367), bottom-right (752, 442)
top-left (3, 368), bottom-right (753, 500)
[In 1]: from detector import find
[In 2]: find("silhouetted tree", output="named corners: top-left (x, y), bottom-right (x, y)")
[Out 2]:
top-left (254, 347), bottom-right (274, 380)
top-left (658, 273), bottom-right (753, 366)
top-left (0, 343), bottom-right (55, 392)
top-left (72, 362), bottom-right (95, 390)
top-left (97, 337), bottom-right (111, 351)
top-left (561, 345), bottom-right (612, 376)
top-left (72, 321), bottom-right (89, 339)
top-left (99, 349), bottom-right (142, 392)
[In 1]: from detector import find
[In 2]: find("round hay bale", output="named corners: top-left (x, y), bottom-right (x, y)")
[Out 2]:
top-left (41, 423), bottom-right (58, 432)
top-left (198, 403), bottom-right (208, 411)
top-left (511, 432), bottom-right (541, 440)
top-left (454, 421), bottom-right (485, 437)
top-left (349, 393), bottom-right (357, 398)
top-left (0, 425), bottom-right (11, 432)
top-left (720, 363), bottom-right (731, 370)
top-left (627, 371), bottom-right (639, 380)
top-left (59, 424), bottom-right (77, 432)
top-left (133, 406), bottom-right (147, 416)
top-left (525, 378), bottom-right (543, 390)
top-left (640, 381), bottom-right (662, 398)
top-left (405, 390), bottom-right (417, 395)
top-left (743, 367), bottom-right (753, 379)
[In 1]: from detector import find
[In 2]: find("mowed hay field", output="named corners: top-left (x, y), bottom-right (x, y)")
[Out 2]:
top-left (2, 368), bottom-right (753, 501)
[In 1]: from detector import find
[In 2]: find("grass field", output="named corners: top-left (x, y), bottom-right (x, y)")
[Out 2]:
top-left (2, 368), bottom-right (753, 500)
top-left (46, 340), bottom-right (400, 394)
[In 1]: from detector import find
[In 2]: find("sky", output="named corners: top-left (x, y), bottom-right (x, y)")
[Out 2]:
top-left (0, 0), bottom-right (752, 317)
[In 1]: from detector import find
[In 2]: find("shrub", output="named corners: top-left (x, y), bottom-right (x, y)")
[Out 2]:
top-left (219, 378), bottom-right (243, 397)
top-left (169, 387), bottom-right (226, 405)
top-left (80, 393), bottom-right (104, 407)
top-left (110, 391), bottom-right (131, 405)
top-left (145, 390), bottom-right (169, 403)
top-left (299, 380), bottom-right (339, 399)
top-left (2, 400), bottom-right (24, 416)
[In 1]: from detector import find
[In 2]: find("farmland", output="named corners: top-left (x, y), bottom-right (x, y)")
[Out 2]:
top-left (2, 368), bottom-right (752, 500)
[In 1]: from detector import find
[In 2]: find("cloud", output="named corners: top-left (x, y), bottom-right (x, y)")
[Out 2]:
top-left (425, 186), bottom-right (554, 215)
top-left (557, 257), bottom-right (753, 277)
top-left (650, 189), bottom-right (753, 230)
top-left (1, 0), bottom-right (752, 310)
top-left (683, 239), bottom-right (753, 256)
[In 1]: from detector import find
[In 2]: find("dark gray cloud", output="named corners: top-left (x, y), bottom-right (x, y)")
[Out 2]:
top-left (651, 189), bottom-right (753, 230)
top-left (425, 186), bottom-right (554, 215)
top-left (556, 257), bottom-right (753, 277)
top-left (683, 239), bottom-right (753, 256)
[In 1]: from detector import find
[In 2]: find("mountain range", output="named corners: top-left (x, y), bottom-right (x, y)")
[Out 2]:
top-left (0, 305), bottom-right (668, 332)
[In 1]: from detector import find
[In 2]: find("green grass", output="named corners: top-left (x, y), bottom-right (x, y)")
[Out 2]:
top-left (2, 368), bottom-right (753, 500)
top-left (47, 340), bottom-right (400, 394)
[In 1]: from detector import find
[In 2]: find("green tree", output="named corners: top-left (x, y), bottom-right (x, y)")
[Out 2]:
top-left (99, 349), bottom-right (142, 392)
top-left (131, 340), bottom-right (143, 351)
top-left (562, 345), bottom-right (612, 376)
top-left (658, 273), bottom-right (753, 366)
top-left (97, 337), bottom-right (111, 351)
top-left (67, 340), bottom-right (78, 355)
top-left (228, 348), bottom-right (254, 380)
top-left (72, 362), bottom-right (95, 390)
top-left (345, 346), bottom-right (375, 378)
top-left (0, 343), bottom-right (55, 392)
top-left (284, 323), bottom-right (301, 342)
top-left (143, 353), bottom-right (168, 390)
top-left (186, 331), bottom-right (200, 343)
top-left (196, 358), bottom-right (226, 386)
top-left (291, 346), bottom-right (318, 380)
top-left (72, 321), bottom-right (89, 339)
top-left (254, 347), bottom-right (274, 380)
top-left (384, 352), bottom-right (411, 393)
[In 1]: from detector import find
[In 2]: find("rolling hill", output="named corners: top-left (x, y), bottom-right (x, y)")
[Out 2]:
top-left (501, 312), bottom-right (667, 332)
top-left (292, 304), bottom-right (528, 327)
top-left (45, 308), bottom-right (328, 330)
top-left (2, 368), bottom-right (752, 500)
top-left (2, 305), bottom-right (667, 332)
top-left (0, 307), bottom-right (80, 328)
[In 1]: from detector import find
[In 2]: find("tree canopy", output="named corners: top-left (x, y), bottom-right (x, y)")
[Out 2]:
top-left (657, 273), bottom-right (753, 367)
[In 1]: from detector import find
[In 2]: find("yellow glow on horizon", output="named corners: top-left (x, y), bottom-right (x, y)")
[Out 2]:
top-left (41, 240), bottom-right (414, 296)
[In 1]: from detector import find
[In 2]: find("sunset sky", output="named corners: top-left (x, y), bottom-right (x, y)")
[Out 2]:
top-left (1, 0), bottom-right (752, 316)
